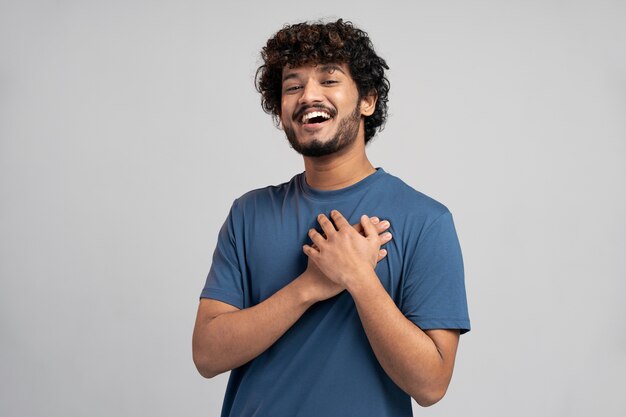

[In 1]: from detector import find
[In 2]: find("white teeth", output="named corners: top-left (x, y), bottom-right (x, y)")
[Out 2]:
top-left (302, 111), bottom-right (331, 123)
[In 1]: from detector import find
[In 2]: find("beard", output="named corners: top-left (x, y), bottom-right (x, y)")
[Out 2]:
top-left (283, 103), bottom-right (361, 157)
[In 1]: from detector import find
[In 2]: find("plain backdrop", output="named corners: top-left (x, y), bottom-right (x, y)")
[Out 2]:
top-left (1, 1), bottom-right (625, 416)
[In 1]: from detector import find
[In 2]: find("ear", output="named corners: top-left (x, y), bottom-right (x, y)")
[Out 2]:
top-left (360, 93), bottom-right (378, 117)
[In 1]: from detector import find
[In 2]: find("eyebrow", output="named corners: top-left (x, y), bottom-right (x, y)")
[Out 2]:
top-left (319, 64), bottom-right (346, 75)
top-left (282, 72), bottom-right (300, 83)
top-left (282, 64), bottom-right (347, 83)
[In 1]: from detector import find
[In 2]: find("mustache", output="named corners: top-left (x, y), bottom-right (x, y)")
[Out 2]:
top-left (292, 104), bottom-right (337, 122)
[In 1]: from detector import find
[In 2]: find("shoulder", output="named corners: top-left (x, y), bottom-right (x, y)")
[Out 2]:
top-left (373, 170), bottom-right (459, 247)
top-left (378, 170), bottom-right (450, 220)
top-left (229, 173), bottom-right (302, 216)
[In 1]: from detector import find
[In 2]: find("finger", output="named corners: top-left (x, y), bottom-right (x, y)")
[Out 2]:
top-left (378, 231), bottom-right (393, 246)
top-left (375, 219), bottom-right (390, 234)
top-left (360, 214), bottom-right (378, 238)
top-left (353, 217), bottom-right (386, 236)
top-left (376, 248), bottom-right (387, 263)
top-left (302, 244), bottom-right (319, 258)
top-left (308, 228), bottom-right (326, 248)
top-left (330, 210), bottom-right (351, 230)
top-left (317, 213), bottom-right (337, 237)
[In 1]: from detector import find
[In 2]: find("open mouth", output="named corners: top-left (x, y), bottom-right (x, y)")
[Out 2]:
top-left (301, 111), bottom-right (332, 125)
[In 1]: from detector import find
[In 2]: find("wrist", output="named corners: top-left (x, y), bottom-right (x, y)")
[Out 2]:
top-left (291, 270), bottom-right (320, 307)
top-left (344, 265), bottom-right (378, 296)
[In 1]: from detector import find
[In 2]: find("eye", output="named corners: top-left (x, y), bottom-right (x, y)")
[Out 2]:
top-left (322, 80), bottom-right (339, 86)
top-left (284, 85), bottom-right (302, 93)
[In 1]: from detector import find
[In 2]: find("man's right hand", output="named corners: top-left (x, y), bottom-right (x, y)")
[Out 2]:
top-left (193, 216), bottom-right (392, 378)
top-left (299, 216), bottom-right (392, 303)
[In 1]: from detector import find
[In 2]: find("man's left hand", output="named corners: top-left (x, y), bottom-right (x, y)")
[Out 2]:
top-left (303, 210), bottom-right (391, 289)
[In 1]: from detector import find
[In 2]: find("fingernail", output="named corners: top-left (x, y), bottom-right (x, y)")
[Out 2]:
top-left (383, 232), bottom-right (392, 239)
top-left (371, 217), bottom-right (380, 224)
top-left (380, 220), bottom-right (389, 227)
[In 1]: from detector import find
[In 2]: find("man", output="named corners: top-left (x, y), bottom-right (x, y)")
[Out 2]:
top-left (193, 19), bottom-right (470, 416)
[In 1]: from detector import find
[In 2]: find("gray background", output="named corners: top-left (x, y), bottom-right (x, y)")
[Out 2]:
top-left (1, 1), bottom-right (625, 416)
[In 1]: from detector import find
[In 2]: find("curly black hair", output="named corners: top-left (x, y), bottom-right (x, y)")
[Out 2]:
top-left (255, 19), bottom-right (390, 144)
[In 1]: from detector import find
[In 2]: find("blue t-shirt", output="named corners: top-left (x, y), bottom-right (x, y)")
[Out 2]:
top-left (201, 168), bottom-right (470, 417)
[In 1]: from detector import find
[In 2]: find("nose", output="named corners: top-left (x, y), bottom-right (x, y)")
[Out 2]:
top-left (298, 79), bottom-right (323, 106)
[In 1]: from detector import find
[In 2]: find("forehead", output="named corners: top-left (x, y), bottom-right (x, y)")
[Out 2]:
top-left (281, 62), bottom-right (351, 81)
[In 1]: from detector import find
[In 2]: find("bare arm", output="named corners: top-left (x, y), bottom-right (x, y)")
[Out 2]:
top-left (349, 271), bottom-right (459, 406)
top-left (304, 211), bottom-right (460, 406)
top-left (192, 270), bottom-right (322, 378)
top-left (192, 217), bottom-right (392, 378)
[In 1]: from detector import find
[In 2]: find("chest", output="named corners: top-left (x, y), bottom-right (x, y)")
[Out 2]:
top-left (241, 202), bottom-right (406, 305)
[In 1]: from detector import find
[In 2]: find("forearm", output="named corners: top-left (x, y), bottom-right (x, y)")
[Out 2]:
top-left (348, 269), bottom-right (456, 406)
top-left (193, 274), bottom-right (316, 378)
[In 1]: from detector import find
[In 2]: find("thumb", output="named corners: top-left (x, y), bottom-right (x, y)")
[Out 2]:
top-left (360, 214), bottom-right (378, 238)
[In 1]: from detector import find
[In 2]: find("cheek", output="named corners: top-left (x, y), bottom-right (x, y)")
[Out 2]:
top-left (279, 110), bottom-right (288, 127)
top-left (280, 99), bottom-right (291, 121)
top-left (334, 91), bottom-right (357, 109)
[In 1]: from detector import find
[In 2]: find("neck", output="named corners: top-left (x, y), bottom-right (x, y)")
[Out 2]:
top-left (302, 137), bottom-right (375, 191)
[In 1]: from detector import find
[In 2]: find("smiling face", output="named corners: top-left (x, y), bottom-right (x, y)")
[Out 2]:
top-left (280, 63), bottom-right (375, 157)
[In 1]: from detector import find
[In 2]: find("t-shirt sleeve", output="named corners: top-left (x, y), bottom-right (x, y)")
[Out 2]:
top-left (401, 211), bottom-right (471, 334)
top-left (200, 200), bottom-right (245, 309)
